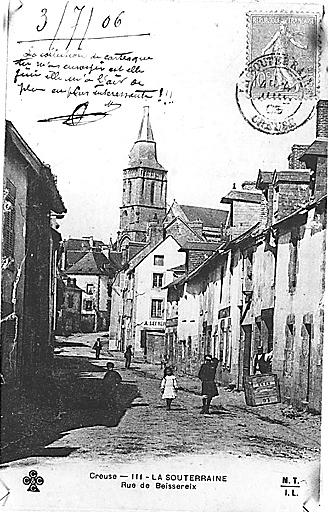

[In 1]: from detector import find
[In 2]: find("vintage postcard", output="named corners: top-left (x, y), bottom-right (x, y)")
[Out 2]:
top-left (1, 1), bottom-right (327, 511)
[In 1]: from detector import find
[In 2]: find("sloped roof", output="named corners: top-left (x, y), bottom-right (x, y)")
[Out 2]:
top-left (256, 171), bottom-right (274, 189)
top-left (137, 105), bottom-right (154, 141)
top-left (167, 264), bottom-right (186, 273)
top-left (179, 205), bottom-right (228, 227)
top-left (66, 251), bottom-right (86, 267)
top-left (179, 241), bottom-right (222, 251)
top-left (272, 194), bottom-right (327, 228)
top-left (226, 222), bottom-right (262, 248)
top-left (300, 138), bottom-right (328, 159)
top-left (128, 235), bottom-right (181, 273)
top-left (66, 281), bottom-right (83, 292)
top-left (64, 238), bottom-right (108, 268)
top-left (273, 171), bottom-right (310, 185)
top-left (6, 120), bottom-right (66, 214)
top-left (66, 251), bottom-right (111, 276)
top-left (109, 251), bottom-right (123, 271)
top-left (65, 238), bottom-right (105, 251)
top-left (164, 274), bottom-right (186, 289)
top-left (164, 215), bottom-right (205, 243)
top-left (126, 107), bottom-right (165, 171)
top-left (221, 190), bottom-right (262, 204)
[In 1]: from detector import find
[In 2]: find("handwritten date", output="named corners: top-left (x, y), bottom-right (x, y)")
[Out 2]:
top-left (35, 3), bottom-right (125, 50)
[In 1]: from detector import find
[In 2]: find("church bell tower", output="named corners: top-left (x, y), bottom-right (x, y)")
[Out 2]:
top-left (118, 107), bottom-right (167, 251)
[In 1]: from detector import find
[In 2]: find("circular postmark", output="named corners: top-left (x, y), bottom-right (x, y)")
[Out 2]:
top-left (236, 53), bottom-right (316, 134)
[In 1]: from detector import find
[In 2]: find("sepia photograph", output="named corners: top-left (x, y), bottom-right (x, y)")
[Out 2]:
top-left (0, 1), bottom-right (327, 510)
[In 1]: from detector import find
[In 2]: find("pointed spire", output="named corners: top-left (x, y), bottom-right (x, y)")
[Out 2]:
top-left (126, 107), bottom-right (165, 171)
top-left (137, 106), bottom-right (154, 142)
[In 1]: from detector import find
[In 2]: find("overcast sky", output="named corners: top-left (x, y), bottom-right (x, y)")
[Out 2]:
top-left (5, 0), bottom-right (327, 243)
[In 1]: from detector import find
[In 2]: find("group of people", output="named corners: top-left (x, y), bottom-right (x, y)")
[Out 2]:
top-left (160, 354), bottom-right (219, 414)
top-left (100, 341), bottom-right (273, 419)
top-left (101, 354), bottom-right (220, 418)
top-left (93, 339), bottom-right (133, 370)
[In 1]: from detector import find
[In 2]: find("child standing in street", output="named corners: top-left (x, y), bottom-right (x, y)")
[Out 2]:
top-left (160, 367), bottom-right (177, 411)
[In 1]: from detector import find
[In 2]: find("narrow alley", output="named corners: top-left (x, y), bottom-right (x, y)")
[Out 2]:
top-left (0, 332), bottom-right (322, 512)
top-left (1, 333), bottom-right (320, 466)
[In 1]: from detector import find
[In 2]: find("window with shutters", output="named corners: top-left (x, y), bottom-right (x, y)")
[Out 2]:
top-left (152, 273), bottom-right (163, 288)
top-left (3, 179), bottom-right (16, 259)
top-left (151, 299), bottom-right (164, 318)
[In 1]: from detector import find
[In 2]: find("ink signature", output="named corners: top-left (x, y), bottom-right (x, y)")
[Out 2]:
top-left (38, 101), bottom-right (121, 126)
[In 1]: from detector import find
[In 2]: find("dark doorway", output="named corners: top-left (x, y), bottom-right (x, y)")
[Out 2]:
top-left (300, 323), bottom-right (313, 403)
top-left (242, 325), bottom-right (252, 378)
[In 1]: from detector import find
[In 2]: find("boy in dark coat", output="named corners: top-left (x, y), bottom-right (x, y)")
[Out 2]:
top-left (103, 362), bottom-right (122, 418)
top-left (198, 355), bottom-right (219, 414)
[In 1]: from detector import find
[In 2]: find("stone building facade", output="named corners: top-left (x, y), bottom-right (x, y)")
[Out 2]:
top-left (56, 277), bottom-right (83, 335)
top-left (118, 106), bottom-right (168, 256)
top-left (164, 100), bottom-right (327, 412)
top-left (65, 251), bottom-right (113, 332)
top-left (110, 107), bottom-right (229, 358)
top-left (1, 121), bottom-right (66, 389)
top-left (271, 100), bottom-right (327, 412)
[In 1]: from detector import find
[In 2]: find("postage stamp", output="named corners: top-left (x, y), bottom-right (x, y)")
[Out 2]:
top-left (236, 12), bottom-right (321, 134)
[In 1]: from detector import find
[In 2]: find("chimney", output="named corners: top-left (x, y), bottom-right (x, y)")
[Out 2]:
top-left (241, 181), bottom-right (256, 190)
top-left (189, 220), bottom-right (203, 237)
top-left (147, 218), bottom-right (164, 244)
top-left (316, 100), bottom-right (328, 138)
top-left (288, 145), bottom-right (308, 169)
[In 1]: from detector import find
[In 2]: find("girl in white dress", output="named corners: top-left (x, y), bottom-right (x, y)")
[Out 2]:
top-left (160, 367), bottom-right (177, 410)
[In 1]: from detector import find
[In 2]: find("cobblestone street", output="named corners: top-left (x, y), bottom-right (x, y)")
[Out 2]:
top-left (1, 333), bottom-right (320, 467)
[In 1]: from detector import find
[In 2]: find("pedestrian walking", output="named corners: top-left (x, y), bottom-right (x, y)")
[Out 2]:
top-left (103, 362), bottom-right (122, 420)
top-left (93, 338), bottom-right (102, 359)
top-left (160, 367), bottom-right (178, 411)
top-left (198, 354), bottom-right (219, 414)
top-left (124, 345), bottom-right (133, 368)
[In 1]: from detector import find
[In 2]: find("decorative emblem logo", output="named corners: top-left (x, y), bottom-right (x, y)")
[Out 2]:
top-left (23, 470), bottom-right (44, 492)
